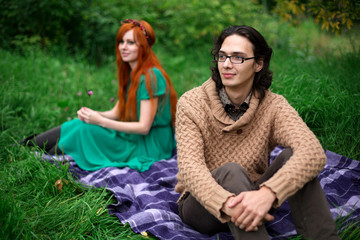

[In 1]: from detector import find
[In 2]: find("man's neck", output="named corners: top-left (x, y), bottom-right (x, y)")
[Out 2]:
top-left (224, 86), bottom-right (252, 105)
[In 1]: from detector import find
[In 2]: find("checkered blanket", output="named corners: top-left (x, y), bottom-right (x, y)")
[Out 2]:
top-left (40, 147), bottom-right (360, 239)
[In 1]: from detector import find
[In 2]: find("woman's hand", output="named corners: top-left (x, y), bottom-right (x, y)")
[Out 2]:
top-left (76, 99), bottom-right (158, 134)
top-left (77, 107), bottom-right (104, 126)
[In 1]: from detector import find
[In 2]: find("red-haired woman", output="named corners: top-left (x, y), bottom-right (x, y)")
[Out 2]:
top-left (24, 19), bottom-right (178, 172)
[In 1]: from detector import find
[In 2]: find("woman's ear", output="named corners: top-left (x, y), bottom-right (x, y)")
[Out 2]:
top-left (255, 59), bottom-right (264, 72)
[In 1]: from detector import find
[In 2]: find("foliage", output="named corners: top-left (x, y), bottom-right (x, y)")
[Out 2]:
top-left (1, 0), bottom-right (358, 63)
top-left (269, 0), bottom-right (360, 34)
top-left (0, 0), bottom-right (265, 63)
top-left (152, 0), bottom-right (263, 49)
top-left (308, 0), bottom-right (359, 33)
top-left (0, 0), bottom-right (118, 64)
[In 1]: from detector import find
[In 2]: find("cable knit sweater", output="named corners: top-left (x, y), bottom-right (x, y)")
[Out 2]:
top-left (175, 78), bottom-right (326, 223)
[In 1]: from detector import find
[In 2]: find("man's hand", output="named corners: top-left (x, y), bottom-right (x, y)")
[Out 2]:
top-left (222, 186), bottom-right (276, 232)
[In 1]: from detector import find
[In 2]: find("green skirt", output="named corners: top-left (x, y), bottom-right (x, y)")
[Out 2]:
top-left (58, 119), bottom-right (175, 172)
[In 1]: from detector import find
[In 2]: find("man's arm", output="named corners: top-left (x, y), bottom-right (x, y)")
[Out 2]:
top-left (175, 95), bottom-right (234, 222)
top-left (260, 96), bottom-right (326, 207)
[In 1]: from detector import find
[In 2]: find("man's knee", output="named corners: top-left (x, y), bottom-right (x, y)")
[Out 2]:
top-left (277, 148), bottom-right (293, 165)
top-left (212, 162), bottom-right (254, 194)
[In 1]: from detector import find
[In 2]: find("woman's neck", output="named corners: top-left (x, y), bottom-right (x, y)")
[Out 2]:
top-left (129, 61), bottom-right (137, 70)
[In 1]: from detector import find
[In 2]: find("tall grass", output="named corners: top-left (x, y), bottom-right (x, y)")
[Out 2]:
top-left (1, 148), bottom-right (149, 239)
top-left (271, 49), bottom-right (360, 159)
top-left (1, 21), bottom-right (359, 239)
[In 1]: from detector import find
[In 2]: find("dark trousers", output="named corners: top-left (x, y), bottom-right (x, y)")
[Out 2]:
top-left (25, 126), bottom-right (63, 155)
top-left (178, 149), bottom-right (339, 240)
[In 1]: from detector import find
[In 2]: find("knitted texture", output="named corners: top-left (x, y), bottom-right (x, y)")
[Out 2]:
top-left (175, 78), bottom-right (326, 222)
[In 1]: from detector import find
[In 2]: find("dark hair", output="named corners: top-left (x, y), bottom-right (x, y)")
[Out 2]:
top-left (210, 25), bottom-right (273, 100)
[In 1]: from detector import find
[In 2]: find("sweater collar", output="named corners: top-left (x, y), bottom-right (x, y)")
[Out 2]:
top-left (219, 87), bottom-right (252, 121)
top-left (202, 78), bottom-right (261, 131)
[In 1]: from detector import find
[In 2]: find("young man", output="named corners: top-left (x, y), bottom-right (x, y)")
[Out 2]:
top-left (175, 25), bottom-right (339, 240)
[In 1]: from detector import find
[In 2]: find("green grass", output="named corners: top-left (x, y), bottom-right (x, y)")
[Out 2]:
top-left (1, 22), bottom-right (359, 239)
top-left (271, 49), bottom-right (360, 159)
top-left (0, 147), bottom-right (150, 240)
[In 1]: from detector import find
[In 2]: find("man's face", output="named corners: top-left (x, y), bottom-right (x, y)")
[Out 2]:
top-left (218, 34), bottom-right (262, 92)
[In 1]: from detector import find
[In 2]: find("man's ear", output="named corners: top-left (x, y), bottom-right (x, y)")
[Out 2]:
top-left (255, 59), bottom-right (264, 72)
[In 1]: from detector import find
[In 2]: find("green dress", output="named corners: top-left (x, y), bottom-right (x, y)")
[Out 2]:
top-left (58, 68), bottom-right (175, 172)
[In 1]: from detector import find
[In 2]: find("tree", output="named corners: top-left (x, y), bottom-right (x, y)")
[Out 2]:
top-left (261, 0), bottom-right (360, 34)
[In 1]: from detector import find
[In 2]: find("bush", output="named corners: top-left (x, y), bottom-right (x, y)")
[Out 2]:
top-left (0, 0), bottom-right (117, 64)
top-left (0, 0), bottom-right (267, 63)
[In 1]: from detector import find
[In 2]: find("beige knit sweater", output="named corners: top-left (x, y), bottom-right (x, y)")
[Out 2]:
top-left (175, 78), bottom-right (326, 223)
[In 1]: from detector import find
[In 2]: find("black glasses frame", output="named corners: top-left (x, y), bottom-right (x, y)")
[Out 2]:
top-left (214, 54), bottom-right (255, 64)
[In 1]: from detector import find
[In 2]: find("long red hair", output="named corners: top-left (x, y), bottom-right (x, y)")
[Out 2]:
top-left (115, 20), bottom-right (177, 126)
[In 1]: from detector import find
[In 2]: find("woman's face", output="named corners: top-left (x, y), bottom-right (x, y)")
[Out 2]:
top-left (118, 29), bottom-right (139, 69)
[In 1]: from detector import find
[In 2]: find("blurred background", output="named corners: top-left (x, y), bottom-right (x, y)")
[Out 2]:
top-left (1, 1), bottom-right (360, 239)
top-left (1, 0), bottom-right (359, 65)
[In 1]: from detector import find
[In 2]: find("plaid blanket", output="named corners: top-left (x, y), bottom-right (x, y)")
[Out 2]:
top-left (40, 147), bottom-right (360, 239)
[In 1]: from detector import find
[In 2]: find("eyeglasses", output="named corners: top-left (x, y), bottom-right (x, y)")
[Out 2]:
top-left (214, 54), bottom-right (255, 64)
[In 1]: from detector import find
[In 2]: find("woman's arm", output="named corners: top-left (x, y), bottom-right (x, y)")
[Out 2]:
top-left (77, 98), bottom-right (158, 135)
top-left (77, 101), bottom-right (120, 121)
top-left (98, 100), bottom-right (120, 120)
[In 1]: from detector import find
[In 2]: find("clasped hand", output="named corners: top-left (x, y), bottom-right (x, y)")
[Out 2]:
top-left (222, 187), bottom-right (276, 232)
top-left (77, 107), bottom-right (103, 126)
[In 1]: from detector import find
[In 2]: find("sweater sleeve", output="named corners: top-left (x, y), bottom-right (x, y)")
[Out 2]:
top-left (175, 94), bottom-right (234, 222)
top-left (260, 96), bottom-right (326, 207)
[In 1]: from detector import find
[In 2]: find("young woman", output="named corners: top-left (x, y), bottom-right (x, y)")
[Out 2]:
top-left (24, 19), bottom-right (178, 172)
